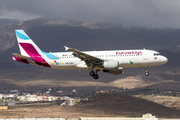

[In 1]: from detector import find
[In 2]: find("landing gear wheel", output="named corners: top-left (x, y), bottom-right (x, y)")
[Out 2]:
top-left (89, 71), bottom-right (95, 76)
top-left (93, 74), bottom-right (99, 79)
top-left (145, 72), bottom-right (149, 76)
top-left (144, 66), bottom-right (149, 76)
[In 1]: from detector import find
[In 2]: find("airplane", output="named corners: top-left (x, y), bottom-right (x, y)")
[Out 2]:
top-left (12, 29), bottom-right (168, 79)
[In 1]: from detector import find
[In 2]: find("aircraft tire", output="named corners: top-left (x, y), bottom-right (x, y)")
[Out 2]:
top-left (93, 74), bottom-right (99, 79)
top-left (89, 71), bottom-right (95, 76)
top-left (145, 72), bottom-right (149, 76)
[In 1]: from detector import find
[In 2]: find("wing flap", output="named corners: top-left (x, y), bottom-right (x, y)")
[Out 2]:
top-left (64, 46), bottom-right (102, 61)
top-left (12, 53), bottom-right (32, 59)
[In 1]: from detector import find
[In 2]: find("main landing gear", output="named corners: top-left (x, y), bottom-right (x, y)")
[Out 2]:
top-left (145, 66), bottom-right (149, 76)
top-left (89, 70), bottom-right (99, 79)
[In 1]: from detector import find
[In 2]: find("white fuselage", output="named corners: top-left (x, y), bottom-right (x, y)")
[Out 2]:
top-left (13, 29), bottom-right (168, 79)
top-left (30, 49), bottom-right (167, 70)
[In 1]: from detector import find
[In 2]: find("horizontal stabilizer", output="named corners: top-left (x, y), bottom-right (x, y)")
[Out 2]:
top-left (12, 53), bottom-right (32, 59)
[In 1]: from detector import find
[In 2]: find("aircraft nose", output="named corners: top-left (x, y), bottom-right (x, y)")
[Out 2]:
top-left (162, 56), bottom-right (168, 64)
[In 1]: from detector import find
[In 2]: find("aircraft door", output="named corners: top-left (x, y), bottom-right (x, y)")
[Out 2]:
top-left (143, 50), bottom-right (149, 60)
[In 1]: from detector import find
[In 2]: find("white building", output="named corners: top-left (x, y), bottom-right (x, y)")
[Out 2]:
top-left (3, 94), bottom-right (16, 98)
top-left (69, 98), bottom-right (74, 106)
top-left (10, 90), bottom-right (18, 93)
top-left (0, 93), bottom-right (3, 99)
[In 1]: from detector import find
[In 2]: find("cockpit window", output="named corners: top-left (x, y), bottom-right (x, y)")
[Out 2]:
top-left (154, 53), bottom-right (160, 56)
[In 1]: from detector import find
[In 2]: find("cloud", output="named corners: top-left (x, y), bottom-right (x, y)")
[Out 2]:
top-left (1, 0), bottom-right (180, 28)
top-left (0, 9), bottom-right (40, 21)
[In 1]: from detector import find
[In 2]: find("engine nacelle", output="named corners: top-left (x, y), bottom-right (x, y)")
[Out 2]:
top-left (103, 60), bottom-right (119, 69)
top-left (103, 68), bottom-right (124, 75)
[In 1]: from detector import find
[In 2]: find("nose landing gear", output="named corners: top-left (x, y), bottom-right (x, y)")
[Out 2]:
top-left (145, 72), bottom-right (149, 76)
top-left (145, 66), bottom-right (149, 76)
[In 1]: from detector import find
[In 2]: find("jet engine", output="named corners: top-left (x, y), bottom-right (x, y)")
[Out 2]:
top-left (103, 60), bottom-right (119, 69)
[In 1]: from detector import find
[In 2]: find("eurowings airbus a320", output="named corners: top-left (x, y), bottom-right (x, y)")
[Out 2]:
top-left (12, 30), bottom-right (168, 79)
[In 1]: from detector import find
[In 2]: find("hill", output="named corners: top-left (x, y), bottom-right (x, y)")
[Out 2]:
top-left (76, 93), bottom-right (180, 118)
top-left (0, 18), bottom-right (20, 27)
top-left (0, 93), bottom-right (180, 118)
top-left (135, 95), bottom-right (180, 110)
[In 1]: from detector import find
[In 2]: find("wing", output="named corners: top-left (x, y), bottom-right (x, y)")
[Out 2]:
top-left (64, 46), bottom-right (103, 68)
top-left (12, 53), bottom-right (32, 59)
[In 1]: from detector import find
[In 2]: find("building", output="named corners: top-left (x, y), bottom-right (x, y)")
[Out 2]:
top-left (80, 113), bottom-right (158, 120)
top-left (0, 93), bottom-right (3, 99)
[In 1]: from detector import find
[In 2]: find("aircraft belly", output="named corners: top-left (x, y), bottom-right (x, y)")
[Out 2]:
top-left (51, 66), bottom-right (77, 69)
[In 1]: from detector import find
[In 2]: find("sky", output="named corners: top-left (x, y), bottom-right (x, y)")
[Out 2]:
top-left (1, 0), bottom-right (180, 28)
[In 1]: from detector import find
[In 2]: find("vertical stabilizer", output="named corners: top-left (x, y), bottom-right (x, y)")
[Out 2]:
top-left (14, 29), bottom-right (50, 68)
top-left (15, 30), bottom-right (42, 57)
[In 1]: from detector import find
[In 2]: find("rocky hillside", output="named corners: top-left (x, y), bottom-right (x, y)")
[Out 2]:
top-left (135, 95), bottom-right (180, 110)
top-left (77, 93), bottom-right (180, 118)
top-left (1, 18), bottom-right (180, 55)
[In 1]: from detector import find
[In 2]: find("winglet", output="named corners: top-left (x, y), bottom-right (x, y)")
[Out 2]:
top-left (64, 46), bottom-right (69, 51)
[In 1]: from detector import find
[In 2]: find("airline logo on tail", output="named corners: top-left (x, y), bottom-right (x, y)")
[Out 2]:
top-left (13, 30), bottom-right (51, 68)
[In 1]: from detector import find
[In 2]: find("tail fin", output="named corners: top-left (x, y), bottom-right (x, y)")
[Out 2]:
top-left (14, 30), bottom-right (51, 68)
top-left (15, 30), bottom-right (42, 57)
